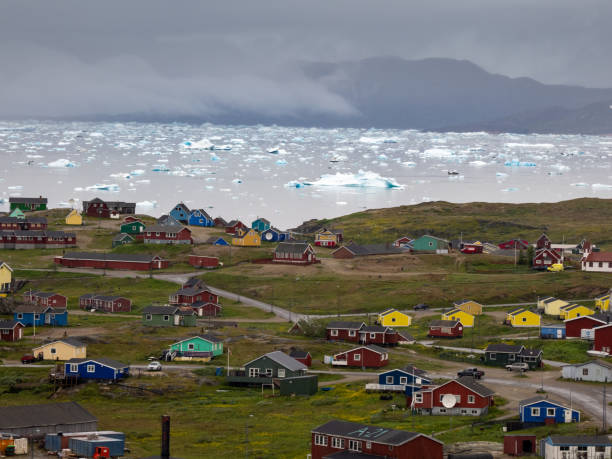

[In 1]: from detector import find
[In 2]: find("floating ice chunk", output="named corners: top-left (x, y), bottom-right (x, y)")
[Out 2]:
top-left (495, 172), bottom-right (508, 177)
top-left (48, 158), bottom-right (76, 168)
top-left (276, 159), bottom-right (287, 165)
top-left (504, 143), bottom-right (555, 148)
top-left (571, 182), bottom-right (588, 187)
top-left (378, 154), bottom-right (388, 160)
top-left (592, 183), bottom-right (612, 189)
top-left (501, 187), bottom-right (519, 192)
top-left (550, 164), bottom-right (570, 171)
top-left (268, 147), bottom-right (280, 154)
top-left (210, 153), bottom-right (221, 162)
top-left (184, 139), bottom-right (214, 150)
top-left (302, 170), bottom-right (403, 189)
top-left (89, 132), bottom-right (104, 137)
top-left (26, 154), bottom-right (44, 158)
top-left (284, 180), bottom-right (308, 188)
top-left (422, 148), bottom-right (455, 158)
top-left (469, 160), bottom-right (487, 167)
top-left (136, 200), bottom-right (158, 213)
top-left (152, 165), bottom-right (170, 172)
top-left (130, 169), bottom-right (145, 176)
top-left (232, 178), bottom-right (243, 184)
top-left (504, 160), bottom-right (536, 167)
top-left (73, 187), bottom-right (84, 191)
top-left (212, 145), bottom-right (232, 151)
top-left (8, 185), bottom-right (23, 190)
top-left (86, 183), bottom-right (120, 192)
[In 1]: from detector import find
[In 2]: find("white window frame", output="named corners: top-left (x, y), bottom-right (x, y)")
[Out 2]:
top-left (386, 376), bottom-right (394, 384)
top-left (531, 407), bottom-right (540, 417)
top-left (265, 368), bottom-right (273, 377)
top-left (163, 315), bottom-right (169, 321)
top-left (348, 330), bottom-right (356, 337)
top-left (468, 395), bottom-right (475, 404)
top-left (330, 329), bottom-right (338, 336)
top-left (353, 353), bottom-right (361, 361)
top-left (348, 440), bottom-right (362, 452)
top-left (248, 368), bottom-right (259, 377)
top-left (400, 376), bottom-right (408, 384)
top-left (370, 332), bottom-right (376, 339)
top-left (87, 364), bottom-right (95, 373)
top-left (188, 343), bottom-right (195, 350)
top-left (331, 437), bottom-right (344, 449)
top-left (314, 434), bottom-right (328, 446)
top-left (414, 393), bottom-right (423, 403)
top-left (69, 364), bottom-right (78, 372)
top-left (547, 407), bottom-right (555, 417)
top-left (489, 353), bottom-right (496, 360)
top-left (146, 314), bottom-right (152, 321)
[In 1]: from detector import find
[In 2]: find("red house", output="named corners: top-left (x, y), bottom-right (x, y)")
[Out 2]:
top-left (188, 255), bottom-right (220, 269)
top-left (498, 239), bottom-right (530, 250)
top-left (332, 345), bottom-right (389, 368)
top-left (141, 225), bottom-right (192, 245)
top-left (169, 285), bottom-right (219, 306)
top-left (23, 291), bottom-right (67, 308)
top-left (311, 420), bottom-right (443, 459)
top-left (83, 198), bottom-right (136, 218)
top-left (79, 294), bottom-right (132, 313)
top-left (0, 230), bottom-right (76, 249)
top-left (326, 321), bottom-right (365, 342)
top-left (225, 220), bottom-right (247, 235)
top-left (535, 233), bottom-right (552, 249)
top-left (189, 302), bottom-right (221, 317)
top-left (0, 217), bottom-right (47, 230)
top-left (359, 325), bottom-right (404, 346)
top-left (533, 248), bottom-right (562, 268)
top-left (460, 242), bottom-right (484, 254)
top-left (428, 320), bottom-right (463, 338)
top-left (565, 313), bottom-right (611, 338)
top-left (55, 252), bottom-right (169, 271)
top-left (0, 320), bottom-right (24, 342)
top-left (393, 236), bottom-right (412, 247)
top-left (504, 435), bottom-right (537, 456)
top-left (593, 323), bottom-right (612, 354)
top-left (123, 216), bottom-right (140, 224)
top-left (289, 349), bottom-right (312, 367)
top-left (273, 242), bottom-right (317, 265)
top-left (412, 377), bottom-right (495, 416)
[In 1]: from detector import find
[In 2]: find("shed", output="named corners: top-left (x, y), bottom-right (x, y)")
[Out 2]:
top-left (65, 209), bottom-right (82, 226)
top-left (0, 402), bottom-right (97, 437)
top-left (278, 375), bottom-right (318, 396)
top-left (0, 320), bottom-right (24, 341)
top-left (188, 255), bottom-right (220, 269)
top-left (503, 435), bottom-right (536, 456)
top-left (540, 324), bottom-right (566, 339)
top-left (112, 233), bottom-right (135, 248)
top-left (562, 360), bottom-right (612, 382)
top-left (204, 236), bottom-right (229, 246)
top-left (411, 235), bottom-right (450, 253)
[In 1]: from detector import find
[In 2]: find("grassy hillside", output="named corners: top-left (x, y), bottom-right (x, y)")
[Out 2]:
top-left (297, 198), bottom-right (612, 247)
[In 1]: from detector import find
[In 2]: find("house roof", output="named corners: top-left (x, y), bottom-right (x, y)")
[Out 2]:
top-left (30, 291), bottom-right (63, 298)
top-left (397, 331), bottom-right (415, 342)
top-left (14, 304), bottom-right (64, 314)
top-left (312, 420), bottom-right (440, 447)
top-left (33, 337), bottom-right (85, 350)
top-left (172, 202), bottom-right (190, 213)
top-left (157, 214), bottom-right (182, 226)
top-left (9, 197), bottom-right (47, 204)
top-left (485, 343), bottom-right (524, 353)
top-left (112, 233), bottom-right (134, 242)
top-left (333, 242), bottom-right (407, 256)
top-left (191, 209), bottom-right (213, 220)
top-left (562, 360), bottom-right (612, 370)
top-left (173, 334), bottom-right (222, 345)
top-left (0, 401), bottom-right (96, 430)
top-left (214, 217), bottom-right (228, 225)
top-left (247, 351), bottom-right (307, 372)
top-left (584, 251), bottom-right (612, 263)
top-left (289, 349), bottom-right (310, 359)
top-left (548, 435), bottom-right (612, 446)
top-left (453, 376), bottom-right (495, 397)
top-left (327, 321), bottom-right (365, 330)
top-left (62, 252), bottom-right (163, 263)
top-left (454, 299), bottom-right (481, 306)
top-left (142, 305), bottom-right (179, 315)
top-left (519, 348), bottom-right (542, 357)
top-left (561, 304), bottom-right (589, 312)
top-left (253, 217), bottom-right (271, 224)
top-left (145, 224), bottom-right (190, 234)
top-left (416, 234), bottom-right (449, 243)
top-left (67, 357), bottom-right (128, 370)
top-left (274, 242), bottom-right (312, 255)
top-left (443, 308), bottom-right (472, 317)
top-left (0, 320), bottom-right (23, 330)
top-left (360, 325), bottom-right (389, 333)
top-left (429, 320), bottom-right (460, 328)
top-left (519, 396), bottom-right (570, 409)
top-left (364, 345), bottom-right (387, 354)
top-left (205, 236), bottom-right (227, 244)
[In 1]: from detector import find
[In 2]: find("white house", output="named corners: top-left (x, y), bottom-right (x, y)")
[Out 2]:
top-left (581, 251), bottom-right (612, 273)
top-left (561, 360), bottom-right (612, 383)
top-left (543, 435), bottom-right (612, 459)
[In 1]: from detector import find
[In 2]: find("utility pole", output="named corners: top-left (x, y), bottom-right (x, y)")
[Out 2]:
top-left (604, 377), bottom-right (607, 433)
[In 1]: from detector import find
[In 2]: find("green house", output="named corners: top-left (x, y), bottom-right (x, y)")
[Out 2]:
top-left (484, 343), bottom-right (542, 369)
top-left (142, 305), bottom-right (196, 327)
top-left (170, 335), bottom-right (223, 357)
top-left (411, 234), bottom-right (450, 253)
top-left (9, 208), bottom-right (25, 219)
top-left (120, 221), bottom-right (145, 235)
top-left (9, 197), bottom-right (47, 212)
top-left (112, 233), bottom-right (135, 248)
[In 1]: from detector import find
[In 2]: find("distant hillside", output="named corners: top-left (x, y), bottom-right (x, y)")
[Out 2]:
top-left (293, 198), bottom-right (612, 247)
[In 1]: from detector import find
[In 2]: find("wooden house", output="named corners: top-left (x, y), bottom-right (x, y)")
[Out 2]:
top-left (411, 235), bottom-right (450, 253)
top-left (542, 297), bottom-right (570, 316)
top-left (251, 217), bottom-right (271, 232)
top-left (565, 313), bottom-right (612, 338)
top-left (484, 343), bottom-right (542, 369)
top-left (326, 321), bottom-right (365, 342)
top-left (505, 308), bottom-right (541, 327)
top-left (378, 308), bottom-right (412, 327)
top-left (582, 252), bottom-right (612, 272)
top-left (123, 215), bottom-right (139, 223)
top-left (273, 241), bottom-right (316, 265)
top-left (157, 214), bottom-right (182, 226)
top-left (595, 293), bottom-right (611, 312)
top-left (0, 320), bottom-right (24, 341)
top-left (533, 247), bottom-right (562, 268)
top-left (503, 435), bottom-right (537, 456)
top-left (169, 284), bottom-right (218, 306)
top-left (83, 198), bottom-right (135, 218)
top-left (225, 220), bottom-right (247, 235)
top-left (112, 233), bottom-right (134, 248)
top-left (64, 358), bottom-right (129, 381)
top-left (141, 225), bottom-right (192, 245)
top-left (213, 217), bottom-right (228, 228)
top-left (540, 324), bottom-right (566, 339)
top-left (289, 349), bottom-right (312, 367)
top-left (33, 338), bottom-right (87, 361)
top-left (119, 220), bottom-right (145, 235)
top-left (13, 305), bottom-right (68, 327)
top-left (359, 325), bottom-right (406, 346)
top-left (542, 435), bottom-right (612, 459)
top-left (9, 208), bottom-right (25, 219)
top-left (55, 252), bottom-right (169, 270)
top-left (453, 299), bottom-right (483, 316)
top-left (460, 241), bottom-right (484, 254)
top-left (0, 230), bottom-right (77, 249)
top-left (0, 261), bottom-right (13, 296)
top-left (314, 228), bottom-right (343, 248)
top-left (9, 196), bottom-right (47, 212)
top-left (441, 308), bottom-right (474, 327)
top-left (559, 304), bottom-right (594, 321)
top-left (65, 210), bottom-right (82, 226)
top-left (23, 291), bottom-right (67, 308)
top-left (188, 255), bottom-right (220, 269)
top-left (332, 242), bottom-right (406, 259)
top-left (79, 294), bottom-right (132, 313)
top-left (412, 377), bottom-right (495, 416)
top-left (332, 345), bottom-right (389, 368)
top-left (498, 239), bottom-right (530, 250)
top-left (205, 236), bottom-right (229, 246)
top-left (536, 233), bottom-right (552, 249)
top-left (0, 401), bottom-right (98, 436)
top-left (231, 228), bottom-right (261, 247)
top-left (593, 323), bottom-right (612, 354)
top-left (169, 335), bottom-right (223, 360)
top-left (0, 216), bottom-right (47, 230)
top-left (393, 236), bottom-right (413, 248)
top-left (188, 209), bottom-right (214, 227)
top-left (311, 420), bottom-right (443, 459)
top-left (262, 227), bottom-right (290, 242)
top-left (190, 301), bottom-right (222, 317)
top-left (428, 319), bottom-right (463, 338)
top-left (169, 203), bottom-right (191, 223)
top-left (370, 366), bottom-right (432, 397)
top-left (142, 306), bottom-right (196, 327)
top-left (519, 396), bottom-right (579, 424)
top-left (561, 360), bottom-right (612, 382)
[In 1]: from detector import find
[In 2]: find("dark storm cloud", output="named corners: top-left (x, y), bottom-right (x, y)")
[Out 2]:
top-left (1, 0), bottom-right (610, 120)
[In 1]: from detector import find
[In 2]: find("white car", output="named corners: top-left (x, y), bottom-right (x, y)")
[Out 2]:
top-left (147, 361), bottom-right (162, 371)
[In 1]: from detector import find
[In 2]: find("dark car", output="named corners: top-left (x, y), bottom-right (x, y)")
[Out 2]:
top-left (457, 368), bottom-right (485, 379)
top-left (414, 303), bottom-right (429, 311)
top-left (21, 355), bottom-right (38, 364)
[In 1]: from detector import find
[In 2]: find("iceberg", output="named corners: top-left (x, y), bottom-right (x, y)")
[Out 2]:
top-left (300, 170), bottom-right (403, 189)
top-left (504, 160), bottom-right (536, 167)
top-left (48, 158), bottom-right (76, 168)
top-left (152, 165), bottom-right (170, 172)
top-left (276, 159), bottom-right (288, 165)
top-left (421, 148), bottom-right (455, 158)
top-left (469, 160), bottom-right (488, 167)
top-left (85, 183), bottom-right (120, 192)
top-left (592, 183), bottom-right (612, 189)
top-left (184, 139), bottom-right (214, 150)
top-left (136, 200), bottom-right (158, 213)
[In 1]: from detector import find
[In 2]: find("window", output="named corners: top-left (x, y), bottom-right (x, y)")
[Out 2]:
top-left (248, 368), bottom-right (259, 377)
top-left (34, 314), bottom-right (40, 320)
top-left (265, 368), bottom-right (273, 376)
top-left (509, 354), bottom-right (515, 361)
top-left (349, 330), bottom-right (356, 337)
top-left (366, 441), bottom-right (372, 449)
top-left (468, 395), bottom-right (475, 404)
top-left (51, 348), bottom-right (56, 354)
top-left (522, 317), bottom-right (527, 322)
top-left (386, 376), bottom-right (394, 384)
top-left (188, 343), bottom-right (195, 350)
top-left (331, 329), bottom-right (338, 336)
top-left (163, 315), bottom-right (169, 321)
top-left (489, 353), bottom-right (496, 360)
top-left (354, 353), bottom-right (361, 361)
top-left (69, 364), bottom-right (78, 372)
top-left (331, 437), bottom-right (344, 448)
top-left (531, 407), bottom-right (540, 417)
top-left (547, 408), bottom-right (555, 417)
top-left (370, 333), bottom-right (376, 339)
top-left (400, 377), bottom-right (408, 385)
top-left (455, 395), bottom-right (461, 403)
top-left (87, 364), bottom-right (95, 373)
top-left (146, 314), bottom-right (152, 321)
top-left (348, 440), bottom-right (361, 452)
top-left (577, 446), bottom-right (587, 451)
top-left (583, 368), bottom-right (589, 376)
top-left (314, 435), bottom-right (327, 446)
top-left (278, 369), bottom-right (285, 378)
top-left (600, 262), bottom-right (604, 268)
top-left (17, 313), bottom-right (23, 319)
top-left (560, 446), bottom-right (570, 451)
top-left (391, 317), bottom-right (396, 322)
top-left (414, 393), bottom-right (423, 403)
top-left (472, 410), bottom-right (478, 414)
top-left (461, 409), bottom-right (467, 414)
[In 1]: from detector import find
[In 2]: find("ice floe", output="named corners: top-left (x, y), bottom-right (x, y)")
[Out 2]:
top-left (48, 158), bottom-right (76, 168)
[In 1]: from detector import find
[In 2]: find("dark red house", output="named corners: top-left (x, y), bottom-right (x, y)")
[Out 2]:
top-left (188, 255), bottom-right (220, 269)
top-left (273, 242), bottom-right (317, 265)
top-left (533, 248), bottom-right (562, 268)
top-left (565, 313), bottom-right (612, 338)
top-left (55, 252), bottom-right (169, 270)
top-left (332, 345), bottom-right (389, 368)
top-left (0, 230), bottom-right (76, 249)
top-left (225, 220), bottom-right (247, 235)
top-left (213, 217), bottom-right (228, 228)
top-left (326, 321), bottom-right (365, 342)
top-left (0, 320), bottom-right (24, 342)
top-left (141, 225), bottom-right (192, 245)
top-left (498, 239), bottom-right (529, 250)
top-left (311, 420), bottom-right (443, 459)
top-left (169, 286), bottom-right (218, 306)
top-left (412, 377), bottom-right (495, 416)
top-left (289, 349), bottom-right (312, 367)
top-left (79, 294), bottom-right (132, 313)
top-left (191, 301), bottom-right (222, 317)
top-left (593, 323), bottom-right (612, 354)
top-left (83, 198), bottom-right (136, 218)
top-left (504, 435), bottom-right (537, 456)
top-left (428, 320), bottom-right (463, 338)
top-left (359, 325), bottom-right (404, 346)
top-left (460, 242), bottom-right (484, 254)
top-left (23, 291), bottom-right (67, 308)
top-left (535, 233), bottom-right (552, 249)
top-left (0, 217), bottom-right (47, 230)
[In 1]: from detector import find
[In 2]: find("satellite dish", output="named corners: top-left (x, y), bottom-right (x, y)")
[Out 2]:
top-left (441, 394), bottom-right (457, 409)
top-left (266, 233), bottom-right (273, 240)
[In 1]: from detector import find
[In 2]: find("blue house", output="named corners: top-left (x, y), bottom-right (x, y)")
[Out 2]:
top-left (519, 396), bottom-right (579, 424)
top-left (65, 357), bottom-right (130, 381)
top-left (169, 203), bottom-right (190, 223)
top-left (262, 227), bottom-right (283, 243)
top-left (252, 217), bottom-right (271, 232)
top-left (188, 209), bottom-right (214, 227)
top-left (205, 236), bottom-right (229, 246)
top-left (372, 366), bottom-right (432, 396)
top-left (540, 324), bottom-right (566, 339)
top-left (13, 305), bottom-right (68, 327)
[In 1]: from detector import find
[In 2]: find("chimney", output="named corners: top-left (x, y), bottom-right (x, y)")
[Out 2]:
top-left (161, 415), bottom-right (170, 459)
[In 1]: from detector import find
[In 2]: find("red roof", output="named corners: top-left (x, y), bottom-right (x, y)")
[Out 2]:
top-left (584, 252), bottom-right (612, 263)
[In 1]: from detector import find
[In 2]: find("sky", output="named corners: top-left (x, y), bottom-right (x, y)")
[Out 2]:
top-left (1, 0), bottom-right (611, 120)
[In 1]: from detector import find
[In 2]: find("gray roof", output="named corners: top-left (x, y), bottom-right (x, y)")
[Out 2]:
top-left (67, 357), bottom-right (128, 370)
top-left (548, 435), bottom-right (612, 446)
top-left (312, 420), bottom-right (431, 447)
top-left (205, 236), bottom-right (227, 244)
top-left (429, 320), bottom-right (460, 327)
top-left (327, 321), bottom-right (365, 330)
top-left (112, 233), bottom-right (134, 241)
top-left (144, 224), bottom-right (190, 233)
top-left (563, 360), bottom-right (612, 370)
top-left (591, 312), bottom-right (612, 323)
top-left (0, 216), bottom-right (47, 223)
top-left (142, 305), bottom-right (179, 315)
top-left (9, 197), bottom-right (47, 204)
top-left (14, 304), bottom-right (65, 313)
top-left (33, 337), bottom-right (85, 350)
top-left (0, 320), bottom-right (23, 329)
top-left (335, 242), bottom-right (407, 256)
top-left (157, 214), bottom-right (182, 226)
top-left (62, 252), bottom-right (162, 262)
top-left (485, 343), bottom-right (524, 353)
top-left (364, 345), bottom-right (387, 354)
top-left (174, 286), bottom-right (211, 296)
top-left (30, 291), bottom-right (63, 298)
top-left (519, 348), bottom-right (542, 357)
top-left (274, 241), bottom-right (312, 255)
top-left (256, 351), bottom-right (307, 372)
top-left (519, 396), bottom-right (568, 409)
top-left (360, 325), bottom-right (389, 333)
top-left (0, 402), bottom-right (96, 430)
top-left (289, 349), bottom-right (310, 359)
top-left (455, 376), bottom-right (495, 397)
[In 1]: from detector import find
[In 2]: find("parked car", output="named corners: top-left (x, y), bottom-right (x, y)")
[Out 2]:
top-left (21, 355), bottom-right (38, 364)
top-left (505, 362), bottom-right (529, 372)
top-left (457, 368), bottom-right (485, 379)
top-left (547, 263), bottom-right (564, 272)
top-left (414, 303), bottom-right (429, 311)
top-left (147, 361), bottom-right (162, 371)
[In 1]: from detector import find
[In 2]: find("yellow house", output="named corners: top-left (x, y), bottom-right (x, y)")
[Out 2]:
top-left (441, 308), bottom-right (474, 327)
top-left (232, 228), bottom-right (261, 247)
top-left (65, 209), bottom-right (83, 225)
top-left (453, 299), bottom-right (483, 316)
top-left (595, 294), bottom-right (610, 312)
top-left (0, 261), bottom-right (13, 297)
top-left (32, 338), bottom-right (87, 361)
top-left (542, 298), bottom-right (570, 316)
top-left (506, 308), bottom-right (541, 327)
top-left (378, 308), bottom-right (412, 327)
top-left (559, 304), bottom-right (594, 321)
top-left (315, 228), bottom-right (342, 248)
top-left (537, 296), bottom-right (555, 310)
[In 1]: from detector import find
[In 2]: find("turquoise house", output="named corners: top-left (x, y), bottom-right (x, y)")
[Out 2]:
top-left (251, 217), bottom-right (271, 232)
top-left (169, 335), bottom-right (223, 361)
top-left (411, 235), bottom-right (450, 253)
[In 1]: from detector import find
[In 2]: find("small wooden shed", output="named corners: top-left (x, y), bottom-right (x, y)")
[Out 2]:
top-left (503, 435), bottom-right (536, 456)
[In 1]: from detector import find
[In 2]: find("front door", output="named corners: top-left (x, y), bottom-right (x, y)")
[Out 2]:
top-left (174, 315), bottom-right (180, 326)
top-left (557, 329), bottom-right (563, 338)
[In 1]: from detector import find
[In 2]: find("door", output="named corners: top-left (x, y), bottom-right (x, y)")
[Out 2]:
top-left (557, 329), bottom-right (563, 338)
top-left (173, 315), bottom-right (180, 326)
top-left (564, 409), bottom-right (572, 423)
